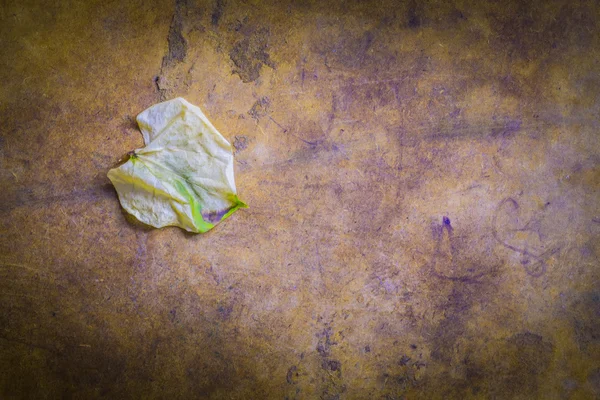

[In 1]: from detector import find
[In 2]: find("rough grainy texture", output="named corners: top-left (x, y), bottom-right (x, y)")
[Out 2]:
top-left (1, 0), bottom-right (599, 399)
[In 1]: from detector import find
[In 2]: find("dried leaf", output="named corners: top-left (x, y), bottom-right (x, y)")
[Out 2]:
top-left (108, 98), bottom-right (247, 233)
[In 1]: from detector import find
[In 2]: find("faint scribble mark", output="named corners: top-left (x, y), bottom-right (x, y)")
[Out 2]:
top-left (247, 97), bottom-right (322, 146)
top-left (248, 97), bottom-right (287, 132)
top-left (430, 216), bottom-right (490, 284)
top-left (492, 197), bottom-right (560, 277)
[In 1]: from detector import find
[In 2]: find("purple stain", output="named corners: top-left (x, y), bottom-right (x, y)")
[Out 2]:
top-left (202, 208), bottom-right (230, 224)
top-left (443, 216), bottom-right (451, 226)
top-left (505, 119), bottom-right (522, 133)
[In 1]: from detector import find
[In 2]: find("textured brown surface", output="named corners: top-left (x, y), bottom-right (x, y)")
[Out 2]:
top-left (1, 0), bottom-right (599, 399)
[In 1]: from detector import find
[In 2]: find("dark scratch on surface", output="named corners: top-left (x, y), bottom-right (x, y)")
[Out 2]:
top-left (163, 0), bottom-right (188, 67)
top-left (134, 232), bottom-right (148, 271)
top-left (315, 242), bottom-right (324, 280)
top-left (230, 27), bottom-right (275, 83)
top-left (268, 116), bottom-right (288, 133)
top-left (211, 0), bottom-right (225, 26)
top-left (0, 334), bottom-right (60, 355)
top-left (407, 0), bottom-right (422, 28)
top-left (0, 184), bottom-right (115, 213)
top-left (286, 365), bottom-right (298, 384)
top-left (156, 0), bottom-right (188, 100)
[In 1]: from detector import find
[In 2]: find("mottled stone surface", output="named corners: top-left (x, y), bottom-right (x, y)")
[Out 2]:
top-left (1, 0), bottom-right (599, 398)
